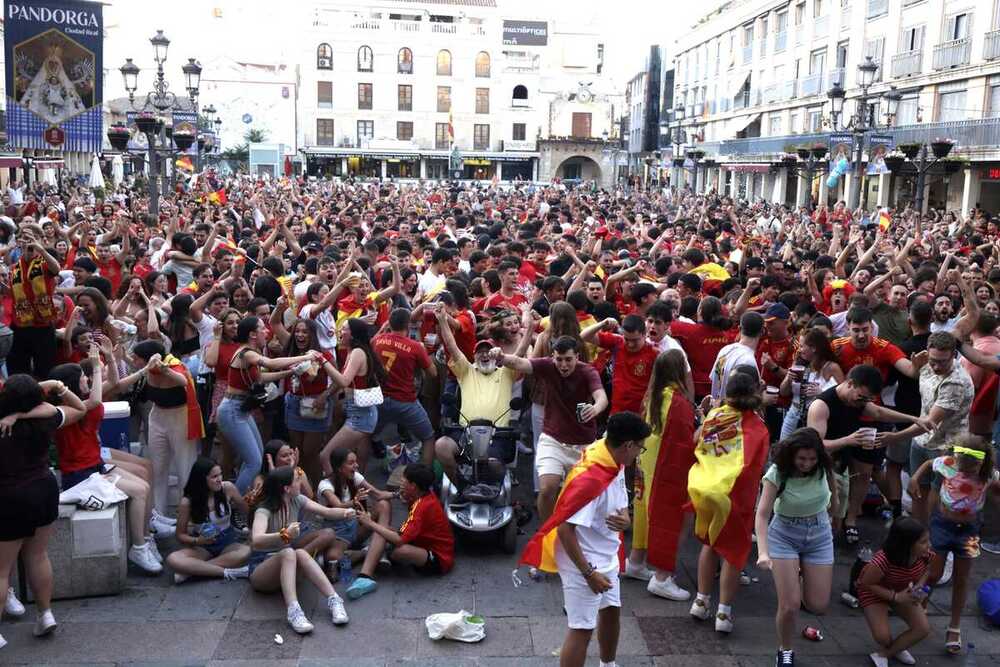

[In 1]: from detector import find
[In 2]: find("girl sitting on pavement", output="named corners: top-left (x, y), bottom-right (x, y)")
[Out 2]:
top-left (248, 465), bottom-right (355, 634)
top-left (165, 457), bottom-right (251, 584)
top-left (857, 517), bottom-right (931, 667)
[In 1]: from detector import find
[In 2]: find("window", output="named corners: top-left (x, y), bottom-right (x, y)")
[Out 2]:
top-left (475, 87), bottom-right (490, 114)
top-left (769, 114), bottom-right (782, 135)
top-left (398, 47), bottom-right (413, 74)
top-left (863, 37), bottom-right (885, 80)
top-left (777, 10), bottom-right (788, 32)
top-left (814, 0), bottom-right (824, 16)
top-left (937, 81), bottom-right (968, 121)
top-left (988, 77), bottom-right (1000, 118)
top-left (808, 108), bottom-right (823, 131)
top-left (512, 84), bottom-right (528, 106)
top-left (743, 24), bottom-right (754, 46)
top-left (437, 86), bottom-right (451, 112)
top-left (437, 49), bottom-right (452, 75)
top-left (836, 41), bottom-right (848, 68)
top-left (809, 48), bottom-right (826, 74)
top-left (789, 111), bottom-right (800, 133)
top-left (317, 81), bottom-right (332, 108)
top-left (398, 84), bottom-right (412, 111)
top-left (945, 12), bottom-right (973, 41)
top-left (899, 25), bottom-right (925, 52)
top-left (473, 124), bottom-right (490, 150)
top-left (357, 120), bottom-right (374, 146)
top-left (475, 51), bottom-right (491, 77)
top-left (895, 92), bottom-right (919, 125)
top-left (358, 83), bottom-right (372, 110)
top-left (795, 2), bottom-right (805, 25)
top-left (435, 122), bottom-right (450, 149)
top-left (396, 121), bottom-right (413, 141)
top-left (571, 112), bottom-right (592, 138)
top-left (317, 43), bottom-right (332, 70)
top-left (512, 123), bottom-right (526, 141)
top-left (316, 119), bottom-right (335, 146)
top-left (358, 45), bottom-right (373, 72)
top-left (866, 0), bottom-right (888, 19)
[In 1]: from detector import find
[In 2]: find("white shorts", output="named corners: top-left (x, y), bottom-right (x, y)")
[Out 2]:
top-left (558, 565), bottom-right (621, 630)
top-left (535, 433), bottom-right (585, 478)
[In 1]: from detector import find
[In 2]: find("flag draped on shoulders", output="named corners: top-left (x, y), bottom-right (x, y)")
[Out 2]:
top-left (520, 439), bottom-right (622, 574)
top-left (687, 404), bottom-right (769, 569)
top-left (688, 262), bottom-right (730, 296)
top-left (632, 386), bottom-right (697, 573)
top-left (162, 354), bottom-right (205, 441)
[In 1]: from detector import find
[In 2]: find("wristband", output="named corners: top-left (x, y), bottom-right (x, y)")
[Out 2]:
top-left (581, 563), bottom-right (596, 578)
top-left (279, 527), bottom-right (292, 544)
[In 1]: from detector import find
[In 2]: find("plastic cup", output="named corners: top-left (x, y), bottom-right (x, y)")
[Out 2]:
top-left (790, 365), bottom-right (805, 381)
top-left (858, 427), bottom-right (877, 448)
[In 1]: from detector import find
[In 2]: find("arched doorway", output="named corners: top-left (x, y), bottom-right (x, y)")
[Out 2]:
top-left (555, 155), bottom-right (601, 182)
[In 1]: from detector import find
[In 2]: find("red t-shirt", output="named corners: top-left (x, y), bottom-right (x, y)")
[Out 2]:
top-left (669, 321), bottom-right (738, 398)
top-left (373, 332), bottom-right (431, 402)
top-left (482, 291), bottom-right (527, 312)
top-left (597, 332), bottom-right (658, 414)
top-left (400, 493), bottom-right (455, 573)
top-left (96, 258), bottom-right (123, 296)
top-left (756, 335), bottom-right (797, 388)
top-left (450, 310), bottom-right (476, 365)
top-left (831, 336), bottom-right (904, 381)
top-left (55, 404), bottom-right (104, 474)
top-left (530, 357), bottom-right (604, 445)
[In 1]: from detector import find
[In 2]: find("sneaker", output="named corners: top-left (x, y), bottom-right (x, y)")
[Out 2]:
top-left (151, 509), bottom-right (176, 525)
top-left (149, 515), bottom-right (175, 540)
top-left (173, 572), bottom-right (190, 585)
top-left (4, 587), bottom-right (25, 617)
top-left (128, 543), bottom-right (163, 574)
top-left (715, 611), bottom-right (734, 634)
top-left (145, 536), bottom-right (163, 563)
top-left (893, 649), bottom-right (916, 665)
top-left (740, 570), bottom-right (752, 586)
top-left (689, 598), bottom-right (711, 621)
top-left (223, 566), bottom-right (249, 581)
top-left (346, 576), bottom-right (377, 600)
top-left (624, 558), bottom-right (654, 581)
top-left (328, 595), bottom-right (349, 625)
top-left (517, 441), bottom-right (533, 454)
top-left (286, 604), bottom-right (314, 634)
top-left (0, 632), bottom-right (6, 650)
top-left (981, 541), bottom-right (1000, 555)
top-left (869, 652), bottom-right (888, 667)
top-left (647, 575), bottom-right (690, 601)
top-left (775, 649), bottom-right (794, 666)
top-left (33, 609), bottom-right (57, 637)
top-left (939, 552), bottom-right (954, 586)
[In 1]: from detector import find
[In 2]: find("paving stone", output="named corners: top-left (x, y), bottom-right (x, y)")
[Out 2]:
top-left (636, 616), bottom-right (733, 656)
top-left (300, 660), bottom-right (385, 667)
top-left (653, 657), bottom-right (739, 667)
top-left (298, 616), bottom-right (420, 659)
top-left (232, 584), bottom-right (319, 621)
top-left (43, 586), bottom-right (167, 623)
top-left (210, 619), bottom-right (305, 661)
top-left (151, 579), bottom-right (245, 621)
top-left (392, 575), bottom-right (475, 619)
top-left (415, 616), bottom-right (533, 658)
top-left (207, 661), bottom-right (298, 667)
top-left (529, 614), bottom-right (649, 657)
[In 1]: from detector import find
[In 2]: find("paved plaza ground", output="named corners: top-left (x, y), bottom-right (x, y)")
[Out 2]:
top-left (5, 457), bottom-right (1000, 666)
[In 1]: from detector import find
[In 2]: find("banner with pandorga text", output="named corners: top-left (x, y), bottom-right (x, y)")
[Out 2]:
top-left (4, 0), bottom-right (103, 152)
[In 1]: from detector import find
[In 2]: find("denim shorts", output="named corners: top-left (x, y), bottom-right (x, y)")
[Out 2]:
top-left (345, 396), bottom-right (378, 434)
top-left (931, 512), bottom-right (981, 560)
top-left (201, 526), bottom-right (238, 558)
top-left (909, 444), bottom-right (941, 486)
top-left (247, 549), bottom-right (276, 575)
top-left (767, 512), bottom-right (834, 565)
top-left (376, 396), bottom-right (434, 441)
top-left (331, 517), bottom-right (359, 546)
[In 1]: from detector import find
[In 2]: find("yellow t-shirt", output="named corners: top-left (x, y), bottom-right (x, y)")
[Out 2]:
top-left (449, 355), bottom-right (516, 427)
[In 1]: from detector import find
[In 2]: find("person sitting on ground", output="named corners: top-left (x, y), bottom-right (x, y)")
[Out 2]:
top-left (166, 457), bottom-right (251, 584)
top-left (346, 463), bottom-right (454, 600)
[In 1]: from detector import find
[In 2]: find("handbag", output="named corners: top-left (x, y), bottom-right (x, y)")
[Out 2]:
top-left (299, 395), bottom-right (330, 420)
top-left (353, 384), bottom-right (384, 407)
top-left (235, 348), bottom-right (268, 412)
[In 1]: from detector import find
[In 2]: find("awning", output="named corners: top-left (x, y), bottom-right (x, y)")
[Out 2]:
top-left (34, 158), bottom-right (64, 170)
top-left (730, 71), bottom-right (750, 98)
top-left (729, 113), bottom-right (761, 136)
top-left (0, 155), bottom-right (23, 168)
top-left (722, 163), bottom-right (771, 173)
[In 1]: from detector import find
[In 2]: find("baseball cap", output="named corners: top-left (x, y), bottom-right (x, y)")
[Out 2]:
top-left (764, 303), bottom-right (791, 321)
top-left (746, 257), bottom-right (765, 269)
top-left (474, 338), bottom-right (495, 352)
top-left (305, 241), bottom-right (323, 252)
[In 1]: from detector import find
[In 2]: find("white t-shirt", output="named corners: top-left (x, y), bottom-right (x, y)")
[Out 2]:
top-left (651, 333), bottom-right (691, 370)
top-left (710, 341), bottom-right (758, 403)
top-left (317, 472), bottom-right (366, 505)
top-left (555, 467), bottom-right (628, 573)
top-left (299, 303), bottom-right (337, 351)
top-left (829, 310), bottom-right (880, 338)
top-left (930, 316), bottom-right (959, 333)
top-left (418, 269), bottom-right (446, 297)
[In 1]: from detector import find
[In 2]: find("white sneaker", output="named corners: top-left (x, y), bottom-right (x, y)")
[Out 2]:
top-left (624, 558), bottom-right (654, 581)
top-left (152, 510), bottom-right (176, 525)
top-left (287, 604), bottom-right (314, 634)
top-left (149, 515), bottom-right (175, 540)
top-left (173, 572), bottom-right (190, 585)
top-left (869, 652), bottom-right (888, 667)
top-left (224, 566), bottom-right (249, 581)
top-left (894, 649), bottom-right (916, 665)
top-left (689, 598), bottom-right (712, 620)
top-left (714, 610), bottom-right (733, 634)
top-left (129, 543), bottom-right (163, 574)
top-left (0, 632), bottom-right (6, 650)
top-left (4, 587), bottom-right (25, 617)
top-left (328, 595), bottom-right (349, 625)
top-left (145, 536), bottom-right (163, 563)
top-left (981, 541), bottom-right (1000, 555)
top-left (647, 575), bottom-right (690, 601)
top-left (939, 552), bottom-right (954, 586)
top-left (33, 609), bottom-right (57, 637)
top-left (517, 441), bottom-right (533, 454)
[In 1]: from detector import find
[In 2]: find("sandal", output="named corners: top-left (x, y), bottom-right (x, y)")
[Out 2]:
top-left (945, 626), bottom-right (962, 655)
top-left (845, 526), bottom-right (860, 544)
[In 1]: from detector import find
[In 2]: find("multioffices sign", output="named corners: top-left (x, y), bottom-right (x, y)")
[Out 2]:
top-left (502, 20), bottom-right (548, 46)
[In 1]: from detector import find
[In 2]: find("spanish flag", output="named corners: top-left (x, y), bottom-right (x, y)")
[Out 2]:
top-left (175, 155), bottom-right (194, 173)
top-left (632, 385), bottom-right (696, 573)
top-left (208, 188), bottom-right (228, 205)
top-left (162, 354), bottom-right (205, 441)
top-left (519, 439), bottom-right (624, 574)
top-left (277, 275), bottom-right (297, 315)
top-left (687, 262), bottom-right (730, 282)
top-left (878, 208), bottom-right (892, 232)
top-left (687, 404), bottom-right (769, 569)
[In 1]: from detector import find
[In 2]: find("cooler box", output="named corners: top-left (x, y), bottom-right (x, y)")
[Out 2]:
top-left (99, 401), bottom-right (131, 451)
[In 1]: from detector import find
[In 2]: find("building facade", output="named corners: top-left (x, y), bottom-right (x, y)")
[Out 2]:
top-left (671, 0), bottom-right (1000, 212)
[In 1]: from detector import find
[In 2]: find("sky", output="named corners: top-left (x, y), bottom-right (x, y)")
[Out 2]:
top-left (102, 0), bottom-right (713, 98)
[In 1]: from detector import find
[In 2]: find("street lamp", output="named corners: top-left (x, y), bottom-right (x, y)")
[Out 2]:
top-left (789, 146), bottom-right (828, 211)
top-left (115, 30), bottom-right (208, 216)
top-left (902, 138), bottom-right (954, 215)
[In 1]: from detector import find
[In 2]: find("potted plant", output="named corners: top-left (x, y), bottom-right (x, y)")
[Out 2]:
top-left (796, 147), bottom-right (811, 160)
top-left (810, 145), bottom-right (828, 160)
top-left (672, 158), bottom-right (685, 167)
top-left (106, 123), bottom-right (130, 151)
top-left (782, 153), bottom-right (798, 165)
top-left (883, 153), bottom-right (905, 173)
top-left (898, 143), bottom-right (921, 160)
top-left (930, 137), bottom-right (954, 159)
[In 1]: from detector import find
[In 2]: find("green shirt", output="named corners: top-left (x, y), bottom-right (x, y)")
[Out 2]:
top-left (871, 302), bottom-right (911, 348)
top-left (763, 464), bottom-right (831, 517)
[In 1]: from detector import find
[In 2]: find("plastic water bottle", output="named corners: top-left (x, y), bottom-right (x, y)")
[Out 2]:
top-left (200, 522), bottom-right (218, 540)
top-left (964, 643), bottom-right (976, 666)
top-left (338, 555), bottom-right (353, 585)
top-left (847, 541), bottom-right (874, 600)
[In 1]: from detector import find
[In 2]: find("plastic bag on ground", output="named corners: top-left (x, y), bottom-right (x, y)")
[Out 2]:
top-left (425, 610), bottom-right (486, 642)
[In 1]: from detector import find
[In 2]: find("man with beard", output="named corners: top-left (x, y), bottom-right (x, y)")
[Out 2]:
top-left (931, 293), bottom-right (960, 333)
top-left (864, 268), bottom-right (910, 347)
top-left (931, 269), bottom-right (978, 335)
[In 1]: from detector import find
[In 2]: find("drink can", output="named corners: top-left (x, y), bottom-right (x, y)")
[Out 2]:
top-left (840, 591), bottom-right (859, 608)
top-left (576, 403), bottom-right (589, 422)
top-left (802, 626), bottom-right (823, 641)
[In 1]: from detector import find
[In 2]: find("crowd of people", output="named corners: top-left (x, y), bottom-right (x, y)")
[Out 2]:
top-left (0, 170), bottom-right (997, 667)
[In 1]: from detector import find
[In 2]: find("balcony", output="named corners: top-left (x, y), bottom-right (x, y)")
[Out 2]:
top-left (799, 72), bottom-right (824, 97)
top-left (933, 38), bottom-right (971, 69)
top-left (762, 84), bottom-right (779, 104)
top-left (866, 0), bottom-right (888, 19)
top-left (986, 30), bottom-right (1000, 60)
top-left (391, 19), bottom-right (420, 32)
top-left (891, 50), bottom-right (922, 77)
top-left (431, 23), bottom-right (457, 35)
top-left (742, 44), bottom-right (753, 64)
top-left (756, 38), bottom-right (767, 58)
top-left (351, 18), bottom-right (382, 30)
top-left (827, 67), bottom-right (845, 88)
top-left (814, 15), bottom-right (829, 39)
top-left (718, 97), bottom-right (732, 112)
top-left (775, 31), bottom-right (787, 52)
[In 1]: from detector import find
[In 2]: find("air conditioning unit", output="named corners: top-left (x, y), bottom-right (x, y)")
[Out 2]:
top-left (318, 57), bottom-right (332, 69)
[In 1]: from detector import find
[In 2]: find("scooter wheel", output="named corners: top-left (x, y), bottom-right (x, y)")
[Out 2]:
top-left (500, 519), bottom-right (518, 554)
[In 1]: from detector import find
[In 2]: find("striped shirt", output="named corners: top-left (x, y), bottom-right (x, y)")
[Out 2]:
top-left (857, 549), bottom-right (930, 608)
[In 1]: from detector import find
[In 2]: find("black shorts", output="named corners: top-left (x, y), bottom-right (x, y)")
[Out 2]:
top-left (0, 473), bottom-right (59, 541)
top-left (416, 549), bottom-right (444, 576)
top-left (845, 445), bottom-right (886, 467)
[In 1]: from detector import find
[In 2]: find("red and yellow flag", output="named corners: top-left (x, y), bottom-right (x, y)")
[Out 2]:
top-left (633, 386), bottom-right (696, 573)
top-left (878, 209), bottom-right (892, 232)
top-left (687, 404), bottom-right (769, 569)
top-left (687, 262), bottom-right (730, 282)
top-left (175, 155), bottom-right (194, 173)
top-left (162, 354), bottom-right (205, 441)
top-left (277, 275), bottom-right (297, 316)
top-left (519, 440), bottom-right (623, 573)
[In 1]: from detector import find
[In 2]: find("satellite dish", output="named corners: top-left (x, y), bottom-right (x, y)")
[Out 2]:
top-left (242, 113), bottom-right (253, 124)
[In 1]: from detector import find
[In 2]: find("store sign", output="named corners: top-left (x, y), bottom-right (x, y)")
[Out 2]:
top-left (502, 20), bottom-right (548, 46)
top-left (984, 167), bottom-right (1000, 181)
top-left (464, 158), bottom-right (491, 166)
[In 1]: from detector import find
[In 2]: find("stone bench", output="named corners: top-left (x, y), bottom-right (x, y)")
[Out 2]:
top-left (14, 502), bottom-right (128, 601)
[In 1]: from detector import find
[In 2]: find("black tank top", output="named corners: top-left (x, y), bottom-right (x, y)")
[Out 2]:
top-left (815, 385), bottom-right (864, 441)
